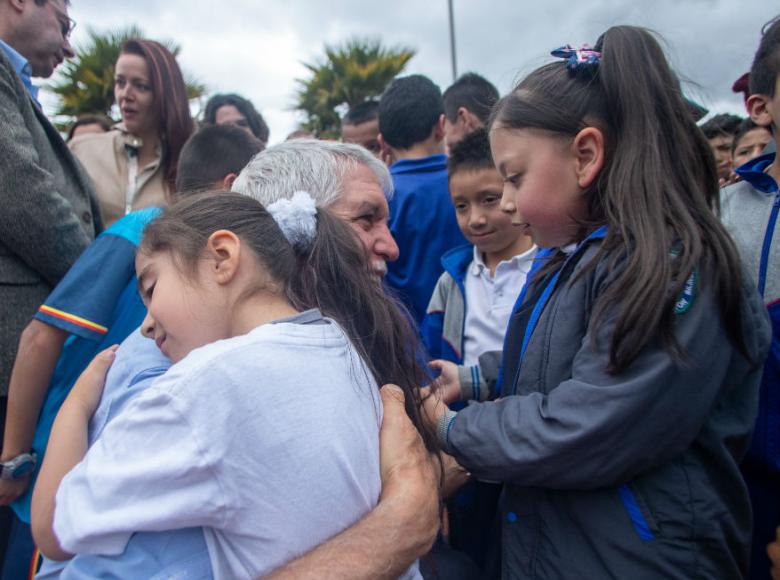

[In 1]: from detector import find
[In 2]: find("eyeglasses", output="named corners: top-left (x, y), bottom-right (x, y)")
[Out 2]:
top-left (51, 4), bottom-right (76, 39)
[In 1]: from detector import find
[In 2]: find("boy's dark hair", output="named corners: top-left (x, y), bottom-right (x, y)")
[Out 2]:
top-left (443, 73), bottom-right (500, 124)
top-left (447, 127), bottom-right (494, 176)
top-left (749, 16), bottom-right (780, 96)
top-left (175, 125), bottom-right (264, 194)
top-left (342, 100), bottom-right (379, 126)
top-left (66, 114), bottom-right (112, 142)
top-left (203, 93), bottom-right (270, 144)
top-left (141, 193), bottom-right (439, 455)
top-left (490, 25), bottom-right (748, 374)
top-left (699, 113), bottom-right (743, 140)
top-left (732, 118), bottom-right (768, 153)
top-left (378, 75), bottom-right (443, 150)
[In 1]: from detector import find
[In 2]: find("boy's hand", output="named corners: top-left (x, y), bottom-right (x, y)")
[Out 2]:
top-left (0, 475), bottom-right (30, 506)
top-left (428, 360), bottom-right (462, 405)
top-left (65, 346), bottom-right (118, 418)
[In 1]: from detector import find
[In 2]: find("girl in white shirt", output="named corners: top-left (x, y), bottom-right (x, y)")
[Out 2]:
top-left (31, 192), bottom-right (433, 579)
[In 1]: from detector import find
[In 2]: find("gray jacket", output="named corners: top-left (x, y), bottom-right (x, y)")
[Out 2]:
top-left (0, 49), bottom-right (100, 394)
top-left (443, 239), bottom-right (771, 579)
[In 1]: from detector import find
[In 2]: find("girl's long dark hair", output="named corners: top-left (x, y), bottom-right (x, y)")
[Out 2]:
top-left (120, 39), bottom-right (194, 193)
top-left (140, 193), bottom-right (438, 452)
top-left (490, 26), bottom-right (747, 373)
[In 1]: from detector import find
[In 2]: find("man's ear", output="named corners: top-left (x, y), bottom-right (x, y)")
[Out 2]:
top-left (459, 107), bottom-right (481, 132)
top-left (747, 93), bottom-right (774, 129)
top-left (433, 114), bottom-right (446, 143)
top-left (571, 127), bottom-right (604, 189)
top-left (206, 230), bottom-right (241, 285)
top-left (8, 0), bottom-right (26, 14)
top-left (377, 133), bottom-right (394, 166)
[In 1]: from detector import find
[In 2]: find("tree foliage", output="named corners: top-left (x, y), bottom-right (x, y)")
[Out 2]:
top-left (294, 37), bottom-right (415, 138)
top-left (49, 26), bottom-right (205, 127)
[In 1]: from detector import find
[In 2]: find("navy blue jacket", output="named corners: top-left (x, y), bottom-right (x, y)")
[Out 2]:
top-left (723, 154), bottom-right (780, 471)
top-left (385, 154), bottom-right (467, 325)
top-left (442, 233), bottom-right (771, 578)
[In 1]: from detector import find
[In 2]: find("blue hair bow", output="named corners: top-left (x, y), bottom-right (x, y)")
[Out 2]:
top-left (551, 44), bottom-right (601, 72)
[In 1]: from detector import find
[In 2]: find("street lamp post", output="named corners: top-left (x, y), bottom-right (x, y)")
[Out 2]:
top-left (448, 0), bottom-right (457, 82)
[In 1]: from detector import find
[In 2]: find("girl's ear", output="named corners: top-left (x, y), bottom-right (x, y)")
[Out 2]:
top-left (206, 230), bottom-right (241, 284)
top-left (572, 127), bottom-right (605, 189)
top-left (221, 173), bottom-right (238, 191)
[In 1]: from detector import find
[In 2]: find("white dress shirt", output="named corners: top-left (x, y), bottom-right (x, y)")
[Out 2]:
top-left (462, 245), bottom-right (537, 366)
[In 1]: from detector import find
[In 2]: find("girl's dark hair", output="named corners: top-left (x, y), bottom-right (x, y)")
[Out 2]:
top-left (489, 25), bottom-right (747, 374)
top-left (140, 193), bottom-right (438, 452)
top-left (203, 93), bottom-right (270, 144)
top-left (120, 39), bottom-right (195, 193)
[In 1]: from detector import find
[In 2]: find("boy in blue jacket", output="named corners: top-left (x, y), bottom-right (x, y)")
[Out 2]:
top-left (720, 16), bottom-right (780, 579)
top-left (420, 128), bottom-right (534, 570)
top-left (421, 128), bottom-right (535, 406)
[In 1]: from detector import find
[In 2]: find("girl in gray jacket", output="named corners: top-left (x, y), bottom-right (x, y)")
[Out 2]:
top-left (426, 26), bottom-right (772, 579)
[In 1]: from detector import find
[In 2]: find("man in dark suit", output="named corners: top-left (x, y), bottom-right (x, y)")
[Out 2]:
top-left (0, 0), bottom-right (99, 564)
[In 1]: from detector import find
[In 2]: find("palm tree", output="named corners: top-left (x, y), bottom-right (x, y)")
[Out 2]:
top-left (49, 26), bottom-right (205, 129)
top-left (294, 38), bottom-right (415, 138)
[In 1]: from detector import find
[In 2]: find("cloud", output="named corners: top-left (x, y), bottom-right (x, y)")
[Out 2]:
top-left (49, 0), bottom-right (776, 141)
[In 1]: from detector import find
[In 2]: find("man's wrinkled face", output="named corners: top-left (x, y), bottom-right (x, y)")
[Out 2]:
top-left (328, 164), bottom-right (399, 277)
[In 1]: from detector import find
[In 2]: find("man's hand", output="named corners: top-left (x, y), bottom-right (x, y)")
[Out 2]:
top-left (428, 359), bottom-right (462, 405)
top-left (264, 385), bottom-right (440, 580)
top-left (378, 384), bottom-right (439, 552)
top-left (65, 346), bottom-right (117, 418)
top-left (0, 475), bottom-right (30, 506)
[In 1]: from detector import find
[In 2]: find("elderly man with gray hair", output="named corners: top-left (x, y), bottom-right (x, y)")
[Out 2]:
top-left (232, 139), bottom-right (399, 277)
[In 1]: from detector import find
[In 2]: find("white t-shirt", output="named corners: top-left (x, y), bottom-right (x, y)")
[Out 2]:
top-left (53, 314), bottom-right (413, 579)
top-left (462, 245), bottom-right (537, 366)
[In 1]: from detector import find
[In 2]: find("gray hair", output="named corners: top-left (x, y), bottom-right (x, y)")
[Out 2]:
top-left (231, 139), bottom-right (393, 207)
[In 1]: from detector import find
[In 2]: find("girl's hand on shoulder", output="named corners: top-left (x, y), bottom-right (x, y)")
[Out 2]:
top-left (66, 346), bottom-right (118, 418)
top-left (428, 360), bottom-right (461, 405)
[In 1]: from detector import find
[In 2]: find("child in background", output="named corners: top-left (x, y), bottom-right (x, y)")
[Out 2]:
top-left (700, 113), bottom-right (744, 182)
top-left (420, 127), bottom-right (534, 572)
top-left (721, 16), bottom-right (780, 580)
top-left (732, 118), bottom-right (773, 170)
top-left (378, 74), bottom-right (468, 324)
top-left (422, 26), bottom-right (770, 578)
top-left (422, 128), bottom-right (535, 406)
top-left (0, 125), bottom-right (262, 579)
top-left (32, 193), bottom-right (429, 579)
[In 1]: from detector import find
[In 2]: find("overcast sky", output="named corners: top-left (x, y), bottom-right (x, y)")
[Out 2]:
top-left (39, 0), bottom-right (776, 143)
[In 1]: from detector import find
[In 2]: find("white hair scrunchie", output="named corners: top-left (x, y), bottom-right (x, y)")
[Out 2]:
top-left (266, 191), bottom-right (318, 252)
